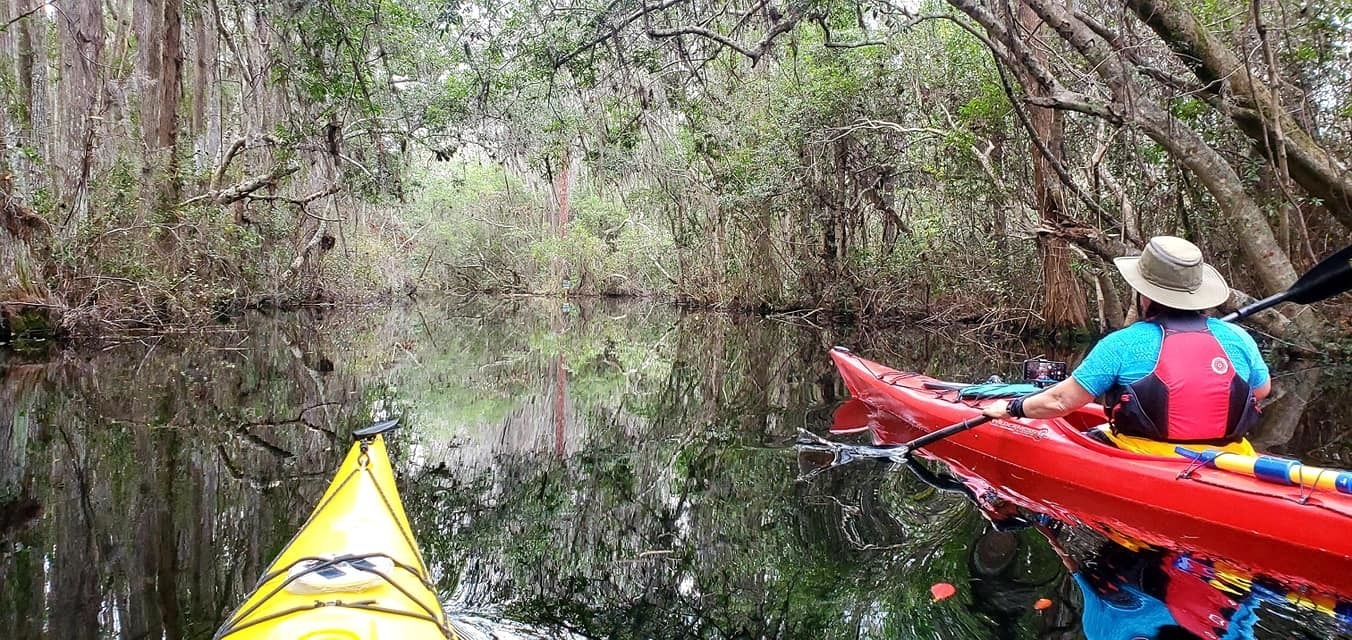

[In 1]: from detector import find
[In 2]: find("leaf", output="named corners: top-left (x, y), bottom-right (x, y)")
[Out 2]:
top-left (930, 582), bottom-right (956, 602)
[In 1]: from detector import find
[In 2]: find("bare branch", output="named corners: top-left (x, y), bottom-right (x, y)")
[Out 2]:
top-left (647, 25), bottom-right (760, 60)
top-left (211, 138), bottom-right (247, 192)
top-left (245, 185), bottom-right (342, 214)
top-left (1023, 91), bottom-right (1121, 121)
top-left (553, 0), bottom-right (690, 69)
top-left (1, 1), bottom-right (52, 30)
top-left (991, 60), bottom-right (1123, 229)
top-left (647, 3), bottom-right (806, 64)
top-left (178, 166), bottom-right (299, 208)
top-left (813, 15), bottom-right (886, 50)
top-left (209, 135), bottom-right (280, 192)
top-left (281, 218), bottom-right (330, 283)
top-left (1072, 9), bottom-right (1200, 95)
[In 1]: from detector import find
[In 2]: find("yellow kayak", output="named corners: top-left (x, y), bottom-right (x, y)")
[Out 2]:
top-left (216, 421), bottom-right (457, 640)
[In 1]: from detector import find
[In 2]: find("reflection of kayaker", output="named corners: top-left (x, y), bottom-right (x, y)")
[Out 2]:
top-left (1160, 555), bottom-right (1259, 640)
top-left (890, 440), bottom-right (1352, 639)
top-left (898, 423), bottom-right (1347, 639)
top-left (898, 454), bottom-right (1273, 639)
top-left (905, 456), bottom-right (1257, 639)
top-left (1037, 527), bottom-right (1258, 640)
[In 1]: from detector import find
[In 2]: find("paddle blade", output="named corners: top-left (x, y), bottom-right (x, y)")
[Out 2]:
top-left (1287, 243), bottom-right (1352, 305)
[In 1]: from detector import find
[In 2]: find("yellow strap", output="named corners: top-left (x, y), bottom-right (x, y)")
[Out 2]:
top-left (1104, 431), bottom-right (1256, 458)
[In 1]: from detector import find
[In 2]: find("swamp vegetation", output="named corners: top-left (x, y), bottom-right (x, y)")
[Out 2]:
top-left (1, 0), bottom-right (1350, 343)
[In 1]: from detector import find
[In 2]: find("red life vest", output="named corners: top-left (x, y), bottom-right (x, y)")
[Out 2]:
top-left (1162, 555), bottom-right (1242, 640)
top-left (1105, 314), bottom-right (1260, 443)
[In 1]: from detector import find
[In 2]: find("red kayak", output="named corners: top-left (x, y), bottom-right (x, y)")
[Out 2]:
top-left (830, 347), bottom-right (1352, 597)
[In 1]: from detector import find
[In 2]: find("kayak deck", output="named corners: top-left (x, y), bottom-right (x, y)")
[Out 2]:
top-left (216, 434), bottom-right (455, 640)
top-left (830, 347), bottom-right (1352, 597)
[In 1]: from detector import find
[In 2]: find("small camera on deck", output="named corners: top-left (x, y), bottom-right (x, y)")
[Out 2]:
top-left (1023, 358), bottom-right (1067, 388)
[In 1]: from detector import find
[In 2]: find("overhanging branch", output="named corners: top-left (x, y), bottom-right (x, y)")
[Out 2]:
top-left (553, 0), bottom-right (690, 69)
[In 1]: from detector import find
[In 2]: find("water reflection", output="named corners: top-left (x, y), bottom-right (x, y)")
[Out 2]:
top-left (1042, 523), bottom-right (1352, 639)
top-left (0, 314), bottom-right (385, 639)
top-left (964, 519), bottom-right (1352, 640)
top-left (0, 297), bottom-right (1348, 639)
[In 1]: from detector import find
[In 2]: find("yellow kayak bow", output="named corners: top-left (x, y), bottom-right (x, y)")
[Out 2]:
top-left (216, 422), bottom-right (456, 640)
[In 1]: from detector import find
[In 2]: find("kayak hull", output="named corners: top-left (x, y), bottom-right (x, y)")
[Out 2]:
top-left (830, 348), bottom-right (1352, 597)
top-left (216, 434), bottom-right (453, 640)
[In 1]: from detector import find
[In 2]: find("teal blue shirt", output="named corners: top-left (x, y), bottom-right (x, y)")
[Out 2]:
top-left (1071, 318), bottom-right (1270, 397)
top-left (1072, 573), bottom-right (1179, 640)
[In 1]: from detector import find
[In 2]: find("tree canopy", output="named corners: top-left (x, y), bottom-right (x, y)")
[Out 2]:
top-left (1, 0), bottom-right (1348, 340)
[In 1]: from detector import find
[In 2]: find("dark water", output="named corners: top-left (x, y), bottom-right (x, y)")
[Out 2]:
top-left (0, 297), bottom-right (1349, 639)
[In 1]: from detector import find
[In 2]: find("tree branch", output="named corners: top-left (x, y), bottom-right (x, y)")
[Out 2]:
top-left (1071, 9), bottom-right (1200, 95)
top-left (211, 138), bottom-right (246, 192)
top-left (208, 135), bottom-right (280, 192)
top-left (646, 4), bottom-right (805, 64)
top-left (813, 15), bottom-right (885, 49)
top-left (245, 185), bottom-right (342, 216)
top-left (553, 0), bottom-right (691, 69)
top-left (281, 218), bottom-right (330, 283)
top-left (647, 25), bottom-right (760, 60)
top-left (1125, 0), bottom-right (1352, 229)
top-left (1, 1), bottom-right (52, 30)
top-left (178, 166), bottom-right (298, 208)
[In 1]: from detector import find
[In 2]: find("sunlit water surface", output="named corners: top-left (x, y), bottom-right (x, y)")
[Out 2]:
top-left (0, 297), bottom-right (1349, 639)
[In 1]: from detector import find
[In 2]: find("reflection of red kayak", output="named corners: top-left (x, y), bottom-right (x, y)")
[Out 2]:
top-left (830, 347), bottom-right (1352, 597)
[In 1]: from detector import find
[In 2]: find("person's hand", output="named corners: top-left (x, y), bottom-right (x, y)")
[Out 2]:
top-left (983, 400), bottom-right (1011, 419)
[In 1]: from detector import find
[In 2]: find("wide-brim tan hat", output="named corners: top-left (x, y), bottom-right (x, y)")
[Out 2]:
top-left (1113, 236), bottom-right (1229, 310)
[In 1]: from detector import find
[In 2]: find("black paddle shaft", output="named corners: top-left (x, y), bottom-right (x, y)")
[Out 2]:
top-left (1220, 243), bottom-right (1352, 322)
top-left (891, 415), bottom-right (994, 456)
top-left (353, 418), bottom-right (400, 439)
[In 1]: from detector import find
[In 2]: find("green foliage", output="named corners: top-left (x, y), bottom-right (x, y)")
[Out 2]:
top-left (1169, 96), bottom-right (1209, 121)
top-left (0, 68), bottom-right (28, 128)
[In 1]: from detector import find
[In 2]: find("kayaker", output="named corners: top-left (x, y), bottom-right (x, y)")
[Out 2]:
top-left (983, 236), bottom-right (1271, 456)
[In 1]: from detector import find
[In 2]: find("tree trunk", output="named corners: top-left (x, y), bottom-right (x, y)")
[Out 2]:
top-left (1249, 365), bottom-right (1321, 451)
top-left (1013, 0), bottom-right (1325, 340)
top-left (1, 1), bottom-right (37, 191)
top-left (0, 168), bottom-right (56, 337)
top-left (137, 0), bottom-right (185, 217)
top-left (190, 1), bottom-right (222, 179)
top-left (1015, 2), bottom-right (1089, 331)
top-left (4, 0), bottom-right (52, 198)
top-left (54, 0), bottom-right (106, 233)
top-left (1125, 0), bottom-right (1352, 231)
